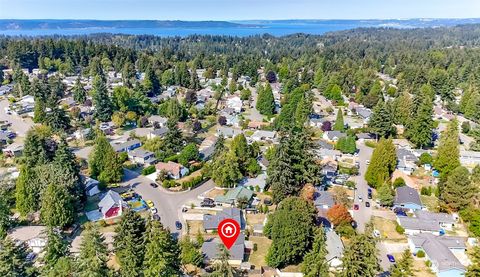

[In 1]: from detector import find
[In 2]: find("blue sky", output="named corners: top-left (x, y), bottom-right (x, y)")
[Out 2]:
top-left (1, 0), bottom-right (479, 20)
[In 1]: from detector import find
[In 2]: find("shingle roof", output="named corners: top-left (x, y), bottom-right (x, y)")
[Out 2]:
top-left (394, 186), bottom-right (422, 207)
top-left (155, 161), bottom-right (183, 176)
top-left (128, 148), bottom-right (154, 158)
top-left (201, 233), bottom-right (245, 262)
top-left (326, 131), bottom-right (347, 140)
top-left (398, 217), bottom-right (439, 232)
top-left (409, 233), bottom-right (466, 272)
top-left (111, 139), bottom-right (141, 152)
top-left (203, 207), bottom-right (243, 230)
top-left (98, 190), bottom-right (122, 216)
top-left (325, 229), bottom-right (344, 261)
top-left (314, 190), bottom-right (335, 208)
top-left (150, 127), bottom-right (168, 137)
top-left (215, 187), bottom-right (254, 204)
top-left (414, 210), bottom-right (456, 224)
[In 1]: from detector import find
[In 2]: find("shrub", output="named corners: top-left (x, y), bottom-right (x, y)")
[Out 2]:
top-left (118, 152), bottom-right (128, 163)
top-left (164, 154), bottom-right (179, 163)
top-left (418, 153), bottom-right (433, 165)
top-left (393, 177), bottom-right (406, 188)
top-left (141, 165), bottom-right (156, 175)
top-left (417, 250), bottom-right (425, 258)
top-left (181, 175), bottom-right (204, 190)
top-left (365, 140), bottom-right (378, 148)
top-left (162, 180), bottom-right (178, 188)
top-left (253, 243), bottom-right (258, 251)
top-left (345, 180), bottom-right (356, 189)
top-left (461, 121), bottom-right (471, 134)
top-left (421, 186), bottom-right (432, 196)
top-left (395, 224), bottom-right (405, 234)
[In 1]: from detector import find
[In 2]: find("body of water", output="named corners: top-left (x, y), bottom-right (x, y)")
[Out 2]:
top-left (1, 19), bottom-right (479, 37)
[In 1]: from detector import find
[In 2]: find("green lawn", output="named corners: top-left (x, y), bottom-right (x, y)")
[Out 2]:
top-left (84, 196), bottom-right (100, 212)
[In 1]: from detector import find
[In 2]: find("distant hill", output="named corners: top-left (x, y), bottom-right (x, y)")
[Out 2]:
top-left (0, 19), bottom-right (252, 30)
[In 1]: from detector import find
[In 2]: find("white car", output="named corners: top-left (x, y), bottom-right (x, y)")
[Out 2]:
top-left (366, 160), bottom-right (370, 165)
top-left (150, 208), bottom-right (158, 214)
top-left (358, 196), bottom-right (363, 202)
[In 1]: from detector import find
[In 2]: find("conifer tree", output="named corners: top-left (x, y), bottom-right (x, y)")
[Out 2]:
top-left (40, 183), bottom-right (75, 228)
top-left (340, 233), bottom-right (379, 277)
top-left (442, 166), bottom-right (476, 211)
top-left (466, 246), bottom-right (480, 277)
top-left (301, 227), bottom-right (329, 277)
top-left (92, 75), bottom-right (113, 122)
top-left (89, 132), bottom-right (123, 183)
top-left (369, 100), bottom-right (395, 139)
top-left (406, 96), bottom-right (433, 148)
top-left (256, 83), bottom-right (275, 116)
top-left (0, 237), bottom-right (35, 276)
top-left (43, 228), bottom-right (69, 270)
top-left (365, 138), bottom-right (397, 188)
top-left (209, 245), bottom-right (239, 277)
top-left (73, 77), bottom-right (87, 104)
top-left (76, 225), bottom-right (109, 277)
top-left (333, 108), bottom-right (345, 131)
top-left (434, 119), bottom-right (460, 182)
top-left (390, 249), bottom-right (413, 277)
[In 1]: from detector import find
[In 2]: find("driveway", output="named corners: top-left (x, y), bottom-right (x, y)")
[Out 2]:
top-left (121, 169), bottom-right (214, 236)
top-left (352, 142), bottom-right (374, 232)
top-left (0, 99), bottom-right (34, 137)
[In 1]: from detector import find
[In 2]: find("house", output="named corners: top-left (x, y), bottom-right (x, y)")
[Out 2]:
top-left (250, 130), bottom-right (277, 143)
top-left (148, 115), bottom-right (168, 128)
top-left (356, 133), bottom-right (375, 142)
top-left (216, 126), bottom-right (242, 138)
top-left (323, 131), bottom-right (347, 142)
top-left (203, 207), bottom-right (245, 232)
top-left (239, 173), bottom-right (267, 192)
top-left (111, 139), bottom-right (142, 153)
top-left (128, 148), bottom-right (157, 165)
top-left (393, 186), bottom-right (423, 211)
top-left (199, 136), bottom-right (218, 161)
top-left (460, 150), bottom-right (480, 168)
top-left (397, 147), bottom-right (419, 175)
top-left (397, 216), bottom-right (442, 235)
top-left (155, 161), bottom-right (189, 179)
top-left (98, 190), bottom-right (124, 220)
top-left (318, 148), bottom-right (342, 161)
top-left (408, 233), bottom-right (467, 277)
top-left (247, 121), bottom-right (269, 129)
top-left (414, 210), bottom-right (457, 231)
top-left (148, 127), bottom-right (169, 139)
top-left (317, 139), bottom-right (334, 150)
top-left (202, 234), bottom-right (245, 265)
top-left (356, 107), bottom-right (372, 123)
top-left (0, 84), bottom-right (13, 96)
top-left (325, 228), bottom-right (344, 268)
top-left (84, 176), bottom-right (101, 196)
top-left (321, 159), bottom-right (338, 179)
top-left (257, 155), bottom-right (269, 171)
top-left (224, 114), bottom-right (240, 127)
top-left (8, 226), bottom-right (47, 254)
top-left (214, 186), bottom-right (254, 207)
top-left (314, 190), bottom-right (335, 209)
top-left (73, 128), bottom-right (91, 140)
top-left (226, 96), bottom-right (243, 114)
top-left (2, 142), bottom-right (24, 157)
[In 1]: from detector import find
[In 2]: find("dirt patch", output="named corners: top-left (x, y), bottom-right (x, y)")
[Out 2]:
top-left (412, 258), bottom-right (436, 277)
top-left (420, 195), bottom-right (440, 212)
top-left (248, 236), bottom-right (271, 268)
top-left (205, 188), bottom-right (227, 199)
top-left (186, 220), bottom-right (206, 236)
top-left (246, 213), bottom-right (267, 227)
top-left (372, 216), bottom-right (407, 241)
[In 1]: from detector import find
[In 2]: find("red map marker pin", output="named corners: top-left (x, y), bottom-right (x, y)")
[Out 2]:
top-left (218, 218), bottom-right (241, 249)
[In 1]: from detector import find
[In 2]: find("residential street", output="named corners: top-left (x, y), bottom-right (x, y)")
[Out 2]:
top-left (121, 169), bottom-right (214, 236)
top-left (0, 99), bottom-right (34, 137)
top-left (352, 141), bottom-right (374, 233)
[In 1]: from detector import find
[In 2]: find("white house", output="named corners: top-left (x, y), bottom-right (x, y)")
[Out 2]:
top-left (155, 161), bottom-right (189, 180)
top-left (226, 96), bottom-right (243, 114)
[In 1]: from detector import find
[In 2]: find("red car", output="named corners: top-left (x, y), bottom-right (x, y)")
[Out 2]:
top-left (354, 204), bottom-right (359, 210)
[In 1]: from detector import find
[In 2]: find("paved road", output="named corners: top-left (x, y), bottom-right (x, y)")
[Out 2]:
top-left (121, 169), bottom-right (214, 236)
top-left (245, 87), bottom-right (264, 122)
top-left (352, 141), bottom-right (374, 232)
top-left (0, 99), bottom-right (34, 137)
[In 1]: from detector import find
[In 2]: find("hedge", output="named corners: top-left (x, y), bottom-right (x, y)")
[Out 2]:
top-left (141, 165), bottom-right (156, 175)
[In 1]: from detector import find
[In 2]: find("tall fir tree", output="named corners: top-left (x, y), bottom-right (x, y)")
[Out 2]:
top-left (40, 183), bottom-right (75, 228)
top-left (114, 209), bottom-right (147, 277)
top-left (209, 245), bottom-right (239, 277)
top-left (442, 166), bottom-right (476, 211)
top-left (301, 227), bottom-right (329, 277)
top-left (43, 228), bottom-right (69, 270)
top-left (92, 75), bottom-right (113, 122)
top-left (73, 77), bottom-right (87, 104)
top-left (0, 237), bottom-right (35, 276)
top-left (76, 225), bottom-right (109, 277)
top-left (143, 220), bottom-right (181, 277)
top-left (256, 83), bottom-right (275, 116)
top-left (434, 119), bottom-right (460, 182)
top-left (466, 246), bottom-right (480, 277)
top-left (406, 96), bottom-right (433, 148)
top-left (340, 233), bottom-right (379, 277)
top-left (368, 100), bottom-right (395, 139)
top-left (390, 249), bottom-right (413, 277)
top-left (89, 132), bottom-right (123, 184)
top-left (365, 138), bottom-right (397, 188)
top-left (333, 108), bottom-right (345, 131)
top-left (163, 119), bottom-right (184, 156)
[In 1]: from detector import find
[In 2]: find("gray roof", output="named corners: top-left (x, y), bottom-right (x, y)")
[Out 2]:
top-left (98, 190), bottom-right (122, 216)
top-left (356, 133), bottom-right (375, 140)
top-left (357, 107), bottom-right (372, 119)
top-left (397, 148), bottom-right (419, 162)
top-left (414, 210), bottom-right (456, 224)
top-left (199, 144), bottom-right (215, 160)
top-left (216, 126), bottom-right (242, 138)
top-left (397, 217), bottom-right (439, 232)
top-left (314, 190), bottom-right (335, 208)
top-left (317, 139), bottom-right (334, 150)
top-left (128, 148), bottom-right (154, 159)
top-left (326, 131), bottom-right (347, 140)
top-left (148, 115), bottom-right (168, 124)
top-left (394, 186), bottom-right (422, 207)
top-left (111, 139), bottom-right (141, 152)
top-left (150, 127), bottom-right (168, 137)
top-left (203, 207), bottom-right (243, 230)
top-left (201, 233), bottom-right (245, 262)
top-left (325, 229), bottom-right (344, 262)
top-left (409, 233), bottom-right (466, 272)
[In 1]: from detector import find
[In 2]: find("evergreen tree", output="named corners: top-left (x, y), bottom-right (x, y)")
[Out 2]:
top-left (0, 237), bottom-right (35, 276)
top-left (89, 133), bottom-right (123, 184)
top-left (76, 225), bottom-right (109, 277)
top-left (256, 83), bottom-right (275, 116)
top-left (43, 228), bottom-right (69, 270)
top-left (15, 166), bottom-right (38, 215)
top-left (40, 183), bottom-right (75, 228)
top-left (333, 108), bottom-right (345, 131)
top-left (0, 197), bottom-right (10, 238)
top-left (122, 61), bottom-right (136, 88)
top-left (365, 138), bottom-right (397, 188)
top-left (143, 220), bottom-right (181, 277)
top-left (369, 100), bottom-right (395, 139)
top-left (442, 166), bottom-right (476, 211)
top-left (377, 183), bottom-right (395, 206)
top-left (73, 77), bottom-right (87, 104)
top-left (301, 227), bottom-right (329, 277)
top-left (45, 106), bottom-right (71, 132)
top-left (265, 197), bottom-right (316, 268)
top-left (466, 246), bottom-right (480, 277)
top-left (406, 96), bottom-right (433, 148)
top-left (45, 257), bottom-right (73, 277)
top-left (434, 119), bottom-right (460, 182)
top-left (390, 249), bottom-right (413, 277)
top-left (180, 236), bottom-right (203, 268)
top-left (392, 92), bottom-right (412, 125)
top-left (92, 75), bottom-right (113, 122)
top-left (209, 245), bottom-right (239, 277)
top-left (114, 209), bottom-right (146, 277)
top-left (163, 119), bottom-right (184, 156)
top-left (143, 66), bottom-right (161, 95)
top-left (340, 233), bottom-right (379, 277)
top-left (210, 152), bottom-right (242, 188)
top-left (336, 136), bottom-right (357, 154)
top-left (33, 98), bottom-right (47, 123)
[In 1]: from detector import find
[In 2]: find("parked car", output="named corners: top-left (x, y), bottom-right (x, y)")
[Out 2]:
top-left (358, 196), bottom-right (363, 202)
top-left (150, 208), bottom-right (157, 214)
top-left (368, 193), bottom-right (372, 199)
top-left (201, 198), bottom-right (216, 208)
top-left (146, 200), bottom-right (154, 208)
top-left (351, 220), bottom-right (357, 229)
top-left (263, 198), bottom-right (273, 206)
top-left (152, 214), bottom-right (161, 221)
top-left (387, 254), bottom-right (395, 263)
top-left (108, 183), bottom-right (120, 188)
top-left (182, 207), bottom-right (188, 212)
top-left (150, 182), bottom-right (158, 188)
top-left (365, 201), bottom-right (370, 207)
top-left (175, 221), bottom-right (182, 230)
top-left (366, 160), bottom-right (370, 165)
top-left (354, 204), bottom-right (359, 210)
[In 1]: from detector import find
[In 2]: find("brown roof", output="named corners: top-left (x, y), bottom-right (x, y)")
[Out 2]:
top-left (156, 161), bottom-right (183, 176)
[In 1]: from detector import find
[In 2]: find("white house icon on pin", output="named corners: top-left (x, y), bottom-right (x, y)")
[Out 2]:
top-left (225, 225), bottom-right (233, 235)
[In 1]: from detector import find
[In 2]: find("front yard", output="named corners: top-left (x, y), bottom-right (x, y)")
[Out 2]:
top-left (248, 236), bottom-right (271, 268)
top-left (372, 216), bottom-right (407, 241)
